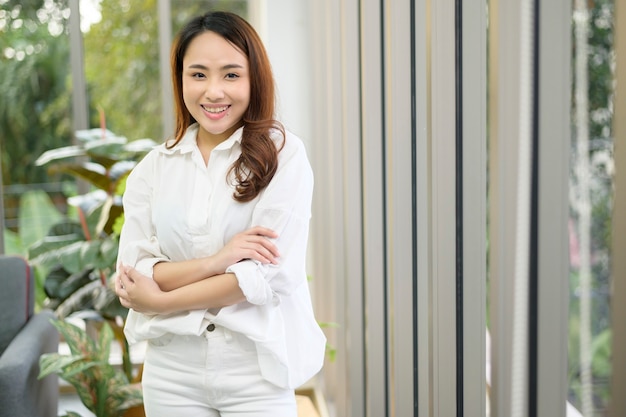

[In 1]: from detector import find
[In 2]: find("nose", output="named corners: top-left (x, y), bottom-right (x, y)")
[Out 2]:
top-left (204, 78), bottom-right (225, 101)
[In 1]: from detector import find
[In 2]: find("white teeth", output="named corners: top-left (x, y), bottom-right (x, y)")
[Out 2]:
top-left (202, 105), bottom-right (228, 113)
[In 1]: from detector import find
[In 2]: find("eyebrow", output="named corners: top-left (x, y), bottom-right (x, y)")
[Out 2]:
top-left (188, 63), bottom-right (245, 71)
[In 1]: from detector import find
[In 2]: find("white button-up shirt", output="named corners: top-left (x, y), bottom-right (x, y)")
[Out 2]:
top-left (117, 123), bottom-right (326, 389)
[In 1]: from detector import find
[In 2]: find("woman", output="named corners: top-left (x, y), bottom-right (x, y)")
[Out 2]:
top-left (115, 10), bottom-right (326, 416)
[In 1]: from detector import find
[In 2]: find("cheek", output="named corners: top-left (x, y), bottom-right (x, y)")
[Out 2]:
top-left (181, 85), bottom-right (196, 110)
top-left (239, 87), bottom-right (251, 109)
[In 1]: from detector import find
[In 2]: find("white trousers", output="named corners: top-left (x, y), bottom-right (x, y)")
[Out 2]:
top-left (141, 324), bottom-right (297, 417)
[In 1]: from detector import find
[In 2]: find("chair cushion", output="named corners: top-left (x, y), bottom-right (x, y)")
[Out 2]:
top-left (0, 255), bottom-right (34, 355)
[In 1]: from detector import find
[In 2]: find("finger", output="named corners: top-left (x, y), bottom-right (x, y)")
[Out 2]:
top-left (122, 266), bottom-right (136, 283)
top-left (117, 292), bottom-right (130, 307)
top-left (247, 226), bottom-right (278, 239)
top-left (245, 235), bottom-right (281, 257)
top-left (254, 243), bottom-right (280, 264)
top-left (244, 245), bottom-right (279, 265)
top-left (114, 271), bottom-right (126, 293)
top-left (117, 275), bottom-right (128, 293)
top-left (262, 240), bottom-right (280, 258)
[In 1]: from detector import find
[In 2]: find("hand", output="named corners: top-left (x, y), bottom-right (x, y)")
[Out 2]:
top-left (214, 226), bottom-right (280, 272)
top-left (115, 265), bottom-right (166, 314)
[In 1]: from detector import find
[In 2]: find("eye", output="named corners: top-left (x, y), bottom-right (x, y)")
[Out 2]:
top-left (191, 72), bottom-right (206, 79)
top-left (225, 73), bottom-right (239, 80)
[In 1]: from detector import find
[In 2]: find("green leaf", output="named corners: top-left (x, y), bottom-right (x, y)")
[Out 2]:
top-left (50, 319), bottom-right (97, 357)
top-left (99, 237), bottom-right (120, 266)
top-left (54, 280), bottom-right (102, 319)
top-left (2, 228), bottom-right (24, 256)
top-left (43, 266), bottom-right (94, 300)
top-left (47, 163), bottom-right (111, 191)
top-left (96, 321), bottom-right (114, 363)
top-left (62, 360), bottom-right (102, 379)
top-left (53, 241), bottom-right (97, 274)
top-left (94, 196), bottom-right (114, 237)
top-left (38, 353), bottom-right (84, 379)
top-left (93, 287), bottom-right (128, 320)
top-left (99, 198), bottom-right (124, 237)
top-left (112, 213), bottom-right (125, 236)
top-left (70, 371), bottom-right (97, 412)
top-left (109, 382), bottom-right (144, 412)
top-left (35, 145), bottom-right (86, 166)
top-left (61, 411), bottom-right (85, 417)
top-left (18, 190), bottom-right (64, 249)
top-left (29, 231), bottom-right (84, 262)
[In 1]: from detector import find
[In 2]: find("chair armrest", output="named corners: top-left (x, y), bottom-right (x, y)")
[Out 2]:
top-left (0, 309), bottom-right (59, 417)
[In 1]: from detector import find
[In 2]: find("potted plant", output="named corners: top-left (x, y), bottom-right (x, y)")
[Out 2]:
top-left (38, 318), bottom-right (144, 417)
top-left (31, 124), bottom-right (155, 382)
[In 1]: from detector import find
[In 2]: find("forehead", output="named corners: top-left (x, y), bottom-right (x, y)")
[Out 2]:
top-left (183, 31), bottom-right (248, 67)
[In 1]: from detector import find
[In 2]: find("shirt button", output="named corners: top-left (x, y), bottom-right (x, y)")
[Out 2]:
top-left (207, 323), bottom-right (216, 332)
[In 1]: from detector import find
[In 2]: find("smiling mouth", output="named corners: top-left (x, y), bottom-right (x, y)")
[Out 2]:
top-left (201, 105), bottom-right (229, 114)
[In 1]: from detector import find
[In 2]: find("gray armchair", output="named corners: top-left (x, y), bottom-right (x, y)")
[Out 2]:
top-left (0, 255), bottom-right (59, 417)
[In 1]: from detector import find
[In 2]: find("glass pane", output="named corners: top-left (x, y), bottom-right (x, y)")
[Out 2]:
top-left (83, 0), bottom-right (161, 142)
top-left (171, 0), bottom-right (248, 34)
top-left (569, 0), bottom-right (615, 415)
top-left (84, 0), bottom-right (248, 144)
top-left (0, 1), bottom-right (73, 252)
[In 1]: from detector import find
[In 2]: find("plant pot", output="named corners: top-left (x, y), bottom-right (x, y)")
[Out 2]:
top-left (122, 405), bottom-right (145, 417)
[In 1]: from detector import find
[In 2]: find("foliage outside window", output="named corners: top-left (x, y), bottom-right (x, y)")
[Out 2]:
top-left (569, 0), bottom-right (615, 415)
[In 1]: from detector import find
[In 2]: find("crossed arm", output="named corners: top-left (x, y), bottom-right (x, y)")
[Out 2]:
top-left (115, 226), bottom-right (280, 315)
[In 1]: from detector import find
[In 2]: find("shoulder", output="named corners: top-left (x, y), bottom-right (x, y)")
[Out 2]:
top-left (272, 128), bottom-right (309, 161)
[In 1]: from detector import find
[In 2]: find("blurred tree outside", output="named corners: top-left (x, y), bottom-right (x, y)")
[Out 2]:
top-left (0, 0), bottom-right (72, 187)
top-left (568, 0), bottom-right (615, 415)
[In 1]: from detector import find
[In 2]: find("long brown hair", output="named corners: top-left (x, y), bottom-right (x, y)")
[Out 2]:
top-left (170, 11), bottom-right (284, 202)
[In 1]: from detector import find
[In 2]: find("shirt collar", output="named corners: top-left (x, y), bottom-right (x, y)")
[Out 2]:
top-left (159, 123), bottom-right (243, 155)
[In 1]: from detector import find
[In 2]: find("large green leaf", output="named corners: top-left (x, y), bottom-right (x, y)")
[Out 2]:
top-left (50, 319), bottom-right (97, 357)
top-left (18, 190), bottom-right (64, 249)
top-left (108, 381), bottom-right (143, 413)
top-left (93, 286), bottom-right (128, 321)
top-left (54, 281), bottom-right (102, 319)
top-left (35, 145), bottom-right (86, 166)
top-left (29, 231), bottom-right (84, 263)
top-left (38, 353), bottom-right (84, 379)
top-left (2, 228), bottom-right (24, 256)
top-left (96, 321), bottom-right (114, 363)
top-left (43, 266), bottom-right (94, 301)
top-left (47, 162), bottom-right (111, 191)
top-left (44, 240), bottom-right (107, 274)
top-left (70, 370), bottom-right (98, 412)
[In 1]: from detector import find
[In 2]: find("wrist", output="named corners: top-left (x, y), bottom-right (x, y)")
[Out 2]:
top-left (204, 254), bottom-right (224, 277)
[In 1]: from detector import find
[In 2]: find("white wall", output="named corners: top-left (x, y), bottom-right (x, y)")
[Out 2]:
top-left (250, 0), bottom-right (313, 148)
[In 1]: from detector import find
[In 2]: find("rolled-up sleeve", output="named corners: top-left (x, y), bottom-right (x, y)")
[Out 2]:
top-left (226, 136), bottom-right (313, 306)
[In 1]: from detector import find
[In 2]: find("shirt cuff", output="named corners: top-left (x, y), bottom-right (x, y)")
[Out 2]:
top-left (226, 261), bottom-right (278, 306)
top-left (135, 257), bottom-right (167, 278)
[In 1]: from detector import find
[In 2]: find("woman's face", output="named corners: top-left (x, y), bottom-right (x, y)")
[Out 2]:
top-left (182, 31), bottom-right (250, 144)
